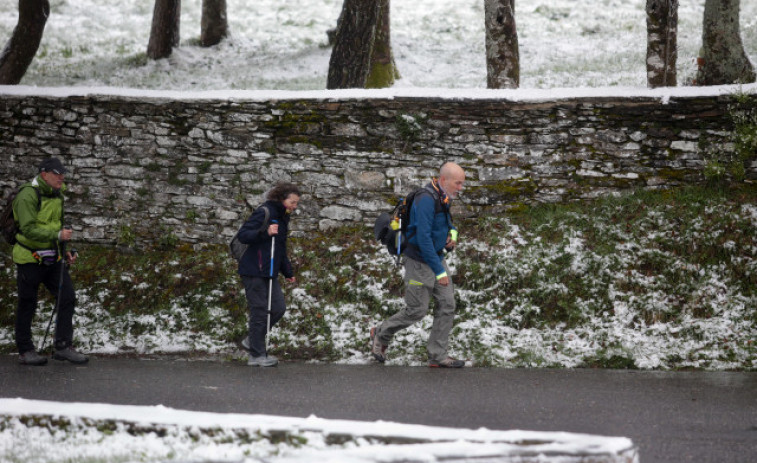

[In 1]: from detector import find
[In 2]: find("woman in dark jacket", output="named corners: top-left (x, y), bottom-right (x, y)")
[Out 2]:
top-left (237, 183), bottom-right (300, 366)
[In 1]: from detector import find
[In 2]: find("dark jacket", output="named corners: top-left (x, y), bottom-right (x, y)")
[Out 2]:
top-left (405, 182), bottom-right (455, 277)
top-left (236, 200), bottom-right (294, 279)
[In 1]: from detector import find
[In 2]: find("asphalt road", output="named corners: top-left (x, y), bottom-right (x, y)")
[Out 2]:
top-left (1, 356), bottom-right (755, 463)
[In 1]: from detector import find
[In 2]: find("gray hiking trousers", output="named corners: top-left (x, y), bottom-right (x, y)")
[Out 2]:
top-left (375, 257), bottom-right (456, 363)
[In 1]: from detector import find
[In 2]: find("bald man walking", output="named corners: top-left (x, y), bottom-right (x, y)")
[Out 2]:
top-left (371, 162), bottom-right (466, 368)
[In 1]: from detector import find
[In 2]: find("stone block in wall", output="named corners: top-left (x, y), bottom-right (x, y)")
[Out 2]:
top-left (320, 205), bottom-right (362, 221)
top-left (576, 169), bottom-right (607, 178)
top-left (597, 129), bottom-right (629, 144)
top-left (295, 172), bottom-right (343, 188)
top-left (184, 196), bottom-right (217, 207)
top-left (82, 216), bottom-right (118, 227)
top-left (215, 209), bottom-right (240, 221)
top-left (478, 167), bottom-right (526, 182)
top-left (279, 142), bottom-right (322, 156)
top-left (53, 109), bottom-right (78, 122)
top-left (529, 132), bottom-right (570, 145)
top-left (336, 197), bottom-right (389, 213)
top-left (317, 219), bottom-right (343, 231)
top-left (345, 171), bottom-right (386, 191)
top-left (103, 165), bottom-right (145, 179)
top-left (331, 123), bottom-right (367, 137)
top-left (490, 134), bottom-right (528, 144)
top-left (465, 143), bottom-right (495, 156)
top-left (670, 140), bottom-right (698, 152)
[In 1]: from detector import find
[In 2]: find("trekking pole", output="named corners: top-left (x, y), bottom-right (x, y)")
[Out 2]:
top-left (41, 225), bottom-right (71, 354)
top-left (266, 220), bottom-right (278, 357)
top-left (395, 215), bottom-right (402, 266)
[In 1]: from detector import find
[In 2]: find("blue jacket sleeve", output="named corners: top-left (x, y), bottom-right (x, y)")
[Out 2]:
top-left (412, 195), bottom-right (446, 277)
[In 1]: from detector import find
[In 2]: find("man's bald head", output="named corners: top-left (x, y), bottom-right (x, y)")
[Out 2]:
top-left (438, 162), bottom-right (465, 199)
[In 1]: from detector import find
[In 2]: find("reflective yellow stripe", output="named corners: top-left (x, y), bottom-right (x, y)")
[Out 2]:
top-left (408, 279), bottom-right (424, 286)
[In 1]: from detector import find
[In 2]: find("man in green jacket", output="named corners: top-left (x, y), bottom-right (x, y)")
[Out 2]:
top-left (13, 158), bottom-right (88, 365)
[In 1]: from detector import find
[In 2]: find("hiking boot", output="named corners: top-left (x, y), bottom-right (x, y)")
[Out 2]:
top-left (238, 336), bottom-right (251, 353)
top-left (370, 326), bottom-right (387, 363)
top-left (53, 346), bottom-right (89, 364)
top-left (18, 350), bottom-right (47, 366)
top-left (247, 354), bottom-right (278, 367)
top-left (429, 357), bottom-right (465, 368)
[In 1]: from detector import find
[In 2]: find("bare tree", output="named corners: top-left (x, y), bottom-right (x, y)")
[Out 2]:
top-left (697, 0), bottom-right (755, 85)
top-left (645, 0), bottom-right (678, 88)
top-left (0, 0), bottom-right (50, 85)
top-left (484, 0), bottom-right (519, 89)
top-left (327, 0), bottom-right (381, 89)
top-left (201, 0), bottom-right (228, 47)
top-left (147, 0), bottom-right (181, 60)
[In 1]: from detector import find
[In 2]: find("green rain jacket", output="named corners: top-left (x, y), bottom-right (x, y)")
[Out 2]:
top-left (12, 175), bottom-right (66, 265)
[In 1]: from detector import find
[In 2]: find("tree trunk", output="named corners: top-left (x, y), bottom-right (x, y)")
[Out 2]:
top-left (484, 0), bottom-right (519, 89)
top-left (327, 1), bottom-right (346, 46)
top-left (365, 0), bottom-right (399, 88)
top-left (698, 0), bottom-right (755, 85)
top-left (147, 0), bottom-right (181, 60)
top-left (201, 0), bottom-right (228, 47)
top-left (0, 0), bottom-right (50, 85)
top-left (645, 0), bottom-right (678, 88)
top-left (327, 0), bottom-right (380, 89)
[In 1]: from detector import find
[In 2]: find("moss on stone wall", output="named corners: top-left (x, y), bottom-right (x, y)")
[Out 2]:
top-left (468, 178), bottom-right (539, 202)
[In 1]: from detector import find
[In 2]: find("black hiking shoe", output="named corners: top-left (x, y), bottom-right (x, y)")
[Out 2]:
top-left (53, 346), bottom-right (89, 364)
top-left (18, 350), bottom-right (47, 366)
top-left (370, 326), bottom-right (387, 363)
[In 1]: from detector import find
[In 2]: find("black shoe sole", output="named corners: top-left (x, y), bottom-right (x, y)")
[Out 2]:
top-left (19, 359), bottom-right (48, 366)
top-left (428, 362), bottom-right (465, 368)
top-left (53, 354), bottom-right (89, 364)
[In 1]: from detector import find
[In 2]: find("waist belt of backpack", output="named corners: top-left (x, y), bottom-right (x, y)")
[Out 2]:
top-left (16, 240), bottom-right (37, 252)
top-left (16, 239), bottom-right (57, 256)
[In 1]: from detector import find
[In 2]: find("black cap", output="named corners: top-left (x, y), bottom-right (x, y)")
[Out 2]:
top-left (38, 158), bottom-right (68, 175)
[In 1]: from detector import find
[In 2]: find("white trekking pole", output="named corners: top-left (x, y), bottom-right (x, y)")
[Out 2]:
top-left (266, 220), bottom-right (277, 357)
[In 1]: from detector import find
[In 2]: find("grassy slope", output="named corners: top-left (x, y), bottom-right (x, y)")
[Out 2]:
top-left (0, 184), bottom-right (755, 369)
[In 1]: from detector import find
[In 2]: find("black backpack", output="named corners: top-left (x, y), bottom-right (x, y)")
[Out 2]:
top-left (1, 186), bottom-right (40, 245)
top-left (373, 185), bottom-right (444, 264)
top-left (229, 205), bottom-right (270, 261)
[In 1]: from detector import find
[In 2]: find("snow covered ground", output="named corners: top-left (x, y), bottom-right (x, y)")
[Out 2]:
top-left (0, 0), bottom-right (754, 91)
top-left (0, 398), bottom-right (638, 463)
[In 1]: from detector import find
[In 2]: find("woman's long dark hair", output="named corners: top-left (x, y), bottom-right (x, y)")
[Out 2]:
top-left (267, 182), bottom-right (301, 202)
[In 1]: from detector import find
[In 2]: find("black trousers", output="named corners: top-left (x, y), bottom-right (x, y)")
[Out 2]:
top-left (16, 262), bottom-right (76, 354)
top-left (242, 276), bottom-right (286, 357)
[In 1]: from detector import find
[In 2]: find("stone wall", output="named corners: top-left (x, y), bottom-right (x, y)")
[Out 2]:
top-left (1, 88), bottom-right (754, 245)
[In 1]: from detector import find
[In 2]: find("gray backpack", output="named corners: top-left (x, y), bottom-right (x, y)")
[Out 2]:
top-left (229, 205), bottom-right (270, 261)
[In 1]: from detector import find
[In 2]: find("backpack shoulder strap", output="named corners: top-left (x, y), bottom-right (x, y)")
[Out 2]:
top-left (418, 184), bottom-right (443, 214)
top-left (257, 205), bottom-right (271, 235)
top-left (31, 186), bottom-right (41, 211)
top-left (423, 184), bottom-right (453, 227)
top-left (13, 185), bottom-right (42, 215)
